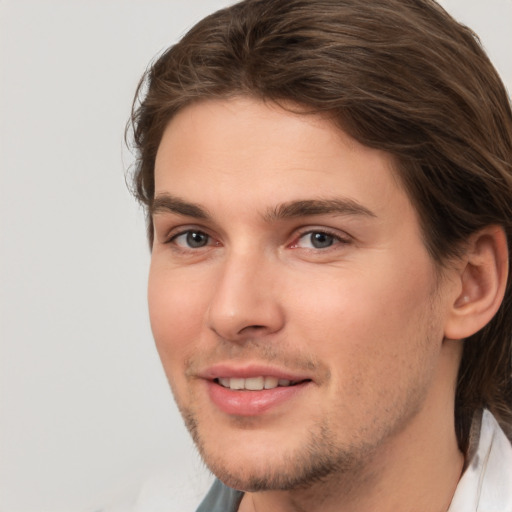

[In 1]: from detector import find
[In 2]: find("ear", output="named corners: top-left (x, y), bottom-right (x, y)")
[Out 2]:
top-left (444, 226), bottom-right (509, 341)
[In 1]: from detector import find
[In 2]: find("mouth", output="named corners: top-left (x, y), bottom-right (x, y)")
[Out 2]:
top-left (197, 363), bottom-right (315, 416)
top-left (214, 376), bottom-right (309, 391)
top-left (204, 372), bottom-right (313, 416)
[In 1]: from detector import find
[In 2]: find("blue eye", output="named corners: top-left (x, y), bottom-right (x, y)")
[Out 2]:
top-left (296, 231), bottom-right (338, 249)
top-left (172, 230), bottom-right (210, 248)
top-left (309, 232), bottom-right (335, 248)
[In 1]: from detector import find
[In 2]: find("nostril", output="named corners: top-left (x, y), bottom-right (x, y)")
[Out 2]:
top-left (240, 324), bottom-right (266, 333)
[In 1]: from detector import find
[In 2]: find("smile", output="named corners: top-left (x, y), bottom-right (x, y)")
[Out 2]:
top-left (207, 377), bottom-right (312, 416)
top-left (215, 376), bottom-right (303, 390)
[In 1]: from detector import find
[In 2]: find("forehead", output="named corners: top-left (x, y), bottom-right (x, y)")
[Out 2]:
top-left (154, 97), bottom-right (412, 224)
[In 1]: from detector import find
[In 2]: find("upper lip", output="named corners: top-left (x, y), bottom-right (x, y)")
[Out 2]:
top-left (197, 363), bottom-right (313, 382)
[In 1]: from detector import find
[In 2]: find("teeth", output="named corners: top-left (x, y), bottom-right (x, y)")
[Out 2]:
top-left (264, 376), bottom-right (279, 389)
top-left (217, 376), bottom-right (295, 390)
top-left (218, 377), bottom-right (230, 388)
top-left (245, 377), bottom-right (264, 390)
top-left (230, 378), bottom-right (245, 390)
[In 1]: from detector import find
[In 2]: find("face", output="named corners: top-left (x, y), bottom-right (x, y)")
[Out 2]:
top-left (149, 97), bottom-right (458, 491)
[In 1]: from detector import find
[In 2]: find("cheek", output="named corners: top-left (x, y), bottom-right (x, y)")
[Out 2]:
top-left (286, 263), bottom-right (443, 433)
top-left (147, 265), bottom-right (210, 380)
top-left (288, 254), bottom-right (441, 372)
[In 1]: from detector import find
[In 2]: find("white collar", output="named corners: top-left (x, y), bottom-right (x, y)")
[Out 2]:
top-left (448, 410), bottom-right (512, 511)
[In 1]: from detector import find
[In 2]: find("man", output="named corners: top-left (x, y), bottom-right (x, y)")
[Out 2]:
top-left (129, 0), bottom-right (512, 510)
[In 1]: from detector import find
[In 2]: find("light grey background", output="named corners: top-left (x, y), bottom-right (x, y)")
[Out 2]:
top-left (0, 1), bottom-right (510, 511)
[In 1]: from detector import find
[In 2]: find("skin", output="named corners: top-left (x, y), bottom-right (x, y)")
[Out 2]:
top-left (149, 97), bottom-right (467, 511)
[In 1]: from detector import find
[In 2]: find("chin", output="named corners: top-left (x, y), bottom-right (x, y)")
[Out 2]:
top-left (203, 443), bottom-right (365, 492)
top-left (187, 414), bottom-right (371, 493)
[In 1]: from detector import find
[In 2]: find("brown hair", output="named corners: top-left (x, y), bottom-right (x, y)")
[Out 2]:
top-left (128, 0), bottom-right (512, 450)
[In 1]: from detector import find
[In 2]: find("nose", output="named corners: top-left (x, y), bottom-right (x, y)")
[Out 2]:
top-left (206, 251), bottom-right (285, 343)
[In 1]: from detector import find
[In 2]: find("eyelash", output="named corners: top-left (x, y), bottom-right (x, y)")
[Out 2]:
top-left (165, 227), bottom-right (350, 252)
top-left (166, 229), bottom-right (216, 249)
top-left (290, 229), bottom-right (351, 250)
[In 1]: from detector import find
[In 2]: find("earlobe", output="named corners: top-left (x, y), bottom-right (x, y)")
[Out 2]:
top-left (444, 226), bottom-right (509, 341)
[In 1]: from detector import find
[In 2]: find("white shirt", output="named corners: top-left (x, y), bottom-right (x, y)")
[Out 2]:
top-left (448, 409), bottom-right (512, 511)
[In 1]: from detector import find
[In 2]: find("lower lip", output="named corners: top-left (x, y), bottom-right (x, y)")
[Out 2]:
top-left (207, 380), bottom-right (310, 416)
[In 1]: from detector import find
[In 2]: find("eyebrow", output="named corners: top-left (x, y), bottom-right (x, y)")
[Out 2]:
top-left (151, 194), bottom-right (210, 219)
top-left (264, 198), bottom-right (376, 222)
top-left (151, 194), bottom-right (376, 221)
